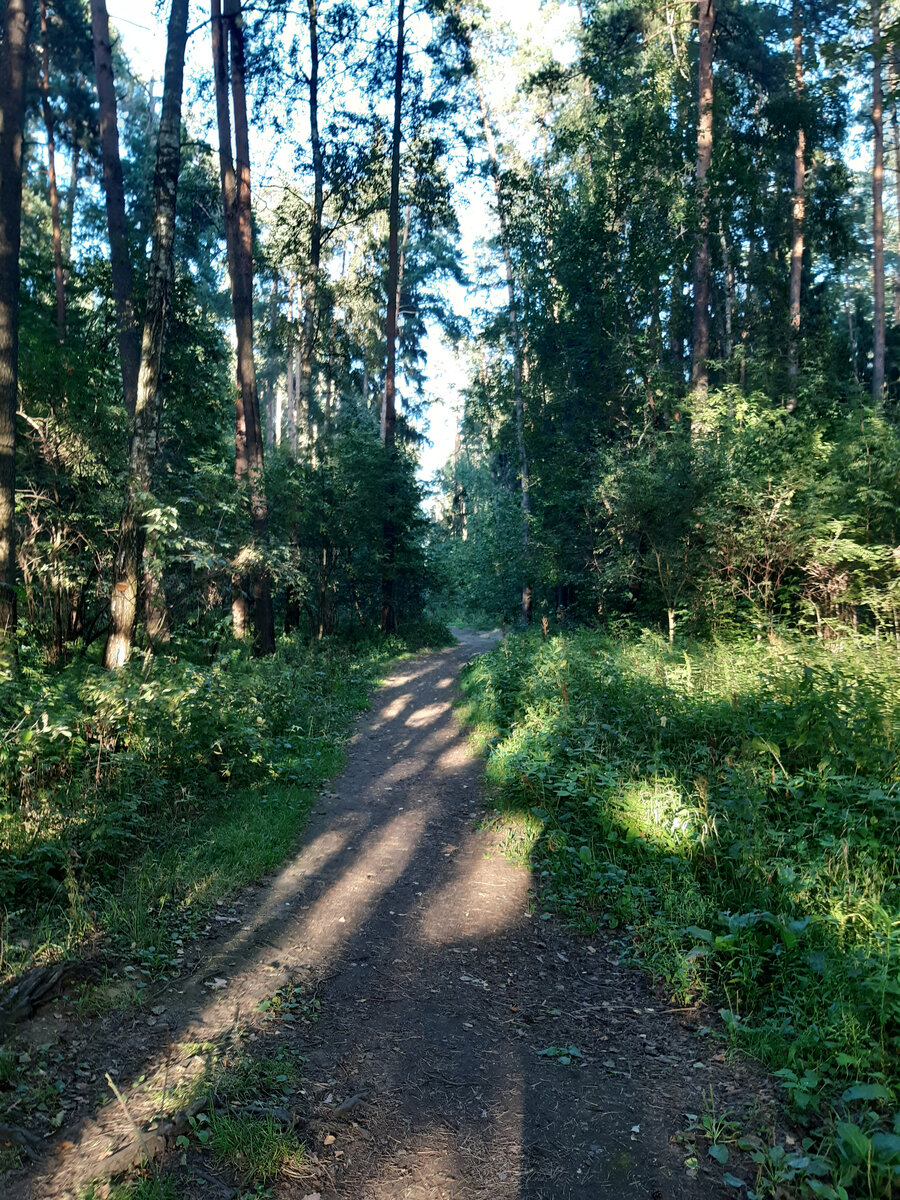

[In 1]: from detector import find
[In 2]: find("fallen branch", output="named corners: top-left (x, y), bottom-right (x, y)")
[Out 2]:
top-left (88, 1093), bottom-right (210, 1182)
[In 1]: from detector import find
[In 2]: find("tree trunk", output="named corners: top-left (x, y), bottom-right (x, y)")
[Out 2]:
top-left (212, 0), bottom-right (251, 638)
top-left (212, 0), bottom-right (276, 655)
top-left (91, 0), bottom-right (141, 419)
top-left (873, 0), bottom-right (886, 402)
top-left (0, 0), bottom-right (31, 664)
top-left (890, 46), bottom-right (900, 325)
top-left (380, 0), bottom-right (405, 634)
top-left (39, 0), bottom-right (67, 344)
top-left (690, 0), bottom-right (714, 416)
top-left (461, 22), bottom-right (532, 621)
top-left (381, 0), bottom-right (404, 452)
top-left (103, 0), bottom-right (189, 669)
top-left (719, 218), bottom-right (733, 363)
top-left (63, 140), bottom-right (80, 261)
top-left (299, 0), bottom-right (325, 445)
top-left (786, 0), bottom-right (805, 406)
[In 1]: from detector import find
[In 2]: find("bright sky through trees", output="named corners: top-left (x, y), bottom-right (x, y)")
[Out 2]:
top-left (108, 0), bottom-right (576, 483)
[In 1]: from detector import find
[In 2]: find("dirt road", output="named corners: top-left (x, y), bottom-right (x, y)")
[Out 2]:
top-left (9, 631), bottom-right (751, 1199)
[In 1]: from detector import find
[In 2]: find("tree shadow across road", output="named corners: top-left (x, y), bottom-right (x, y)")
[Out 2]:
top-left (7, 630), bottom-right (751, 1199)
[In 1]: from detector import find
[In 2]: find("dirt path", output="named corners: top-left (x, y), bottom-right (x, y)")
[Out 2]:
top-left (7, 632), bottom-right (761, 1199)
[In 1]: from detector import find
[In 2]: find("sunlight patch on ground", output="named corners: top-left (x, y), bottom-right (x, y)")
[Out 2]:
top-left (405, 701), bottom-right (452, 727)
top-left (418, 842), bottom-right (531, 946)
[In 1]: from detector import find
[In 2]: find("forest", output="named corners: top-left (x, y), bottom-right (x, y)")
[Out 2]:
top-left (1, 0), bottom-right (900, 1196)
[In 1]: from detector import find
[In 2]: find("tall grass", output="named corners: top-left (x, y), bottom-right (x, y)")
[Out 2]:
top-left (462, 628), bottom-right (900, 1198)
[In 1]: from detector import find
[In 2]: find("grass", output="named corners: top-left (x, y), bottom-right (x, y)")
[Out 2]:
top-left (461, 627), bottom-right (900, 1199)
top-left (206, 1109), bottom-right (309, 1182)
top-left (0, 620), bottom-right (451, 984)
top-left (81, 1178), bottom-right (179, 1200)
top-left (158, 1040), bottom-right (309, 1187)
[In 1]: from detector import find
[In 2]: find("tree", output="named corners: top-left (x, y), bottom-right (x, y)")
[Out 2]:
top-left (103, 0), bottom-right (191, 668)
top-left (0, 0), bottom-right (33, 664)
top-left (91, 0), bottom-right (141, 418)
top-left (448, 8), bottom-right (532, 622)
top-left (298, 0), bottom-right (325, 447)
top-left (691, 0), bottom-right (715, 416)
top-left (39, 0), bottom-right (67, 344)
top-left (211, 0), bottom-right (276, 654)
top-left (872, 0), bottom-right (885, 401)
top-left (787, 0), bottom-right (805, 403)
top-left (380, 0), bottom-right (405, 633)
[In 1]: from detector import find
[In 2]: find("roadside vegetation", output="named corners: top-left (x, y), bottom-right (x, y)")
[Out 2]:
top-left (0, 620), bottom-right (451, 989)
top-left (462, 629), bottom-right (900, 1198)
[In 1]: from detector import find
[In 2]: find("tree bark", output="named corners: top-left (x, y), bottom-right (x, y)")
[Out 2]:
top-left (873, 0), bottom-right (886, 402)
top-left (0, 0), bottom-right (31, 663)
top-left (381, 0), bottom-right (404, 452)
top-left (39, 0), bottom-right (67, 344)
top-left (299, 0), bottom-right (325, 443)
top-left (690, 0), bottom-right (714, 416)
top-left (719, 218), bottom-right (733, 363)
top-left (91, 0), bottom-right (141, 419)
top-left (786, 0), bottom-right (805, 406)
top-left (63, 139), bottom-right (80, 261)
top-left (462, 25), bottom-right (532, 622)
top-left (380, 0), bottom-right (405, 634)
top-left (212, 0), bottom-right (276, 655)
top-left (103, 0), bottom-right (190, 669)
top-left (890, 46), bottom-right (900, 325)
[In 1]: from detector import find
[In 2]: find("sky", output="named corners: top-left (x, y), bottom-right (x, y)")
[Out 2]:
top-left (109, 0), bottom-right (575, 484)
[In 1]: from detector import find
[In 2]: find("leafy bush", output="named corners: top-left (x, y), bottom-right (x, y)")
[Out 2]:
top-left (0, 624), bottom-right (448, 979)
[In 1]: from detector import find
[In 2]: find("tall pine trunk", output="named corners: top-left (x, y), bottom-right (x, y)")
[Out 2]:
top-left (380, 0), bottom-right (404, 634)
top-left (0, 0), bottom-right (31, 664)
top-left (39, 0), bottom-right (67, 344)
top-left (91, 0), bottom-right (141, 419)
top-left (63, 139), bottom-right (80, 261)
top-left (103, 0), bottom-right (190, 669)
top-left (786, 0), bottom-right (805, 406)
top-left (690, 0), bottom-right (714, 417)
top-left (212, 0), bottom-right (276, 655)
top-left (300, 0), bottom-right (324, 441)
top-left (873, 0), bottom-right (886, 402)
top-left (889, 47), bottom-right (900, 325)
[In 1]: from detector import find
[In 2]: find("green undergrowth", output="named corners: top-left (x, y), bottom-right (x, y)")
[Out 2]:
top-left (0, 619), bottom-right (451, 985)
top-left (461, 628), bottom-right (900, 1199)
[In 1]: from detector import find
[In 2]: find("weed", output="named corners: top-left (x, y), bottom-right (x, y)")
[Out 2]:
top-left (257, 982), bottom-right (322, 1024)
top-left (206, 1110), bottom-right (308, 1182)
top-left (80, 1175), bottom-right (179, 1200)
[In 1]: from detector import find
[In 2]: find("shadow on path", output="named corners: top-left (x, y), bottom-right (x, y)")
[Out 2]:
top-left (9, 629), bottom-right (745, 1199)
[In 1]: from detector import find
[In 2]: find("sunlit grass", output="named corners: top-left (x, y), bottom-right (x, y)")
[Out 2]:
top-left (207, 1109), bottom-right (309, 1182)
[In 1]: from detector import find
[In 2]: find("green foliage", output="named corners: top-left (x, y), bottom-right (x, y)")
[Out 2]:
top-left (81, 1178), bottom-right (179, 1200)
top-left (206, 1109), bottom-right (308, 1183)
top-left (0, 626), bottom-right (445, 979)
top-left (462, 628), bottom-right (900, 1196)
